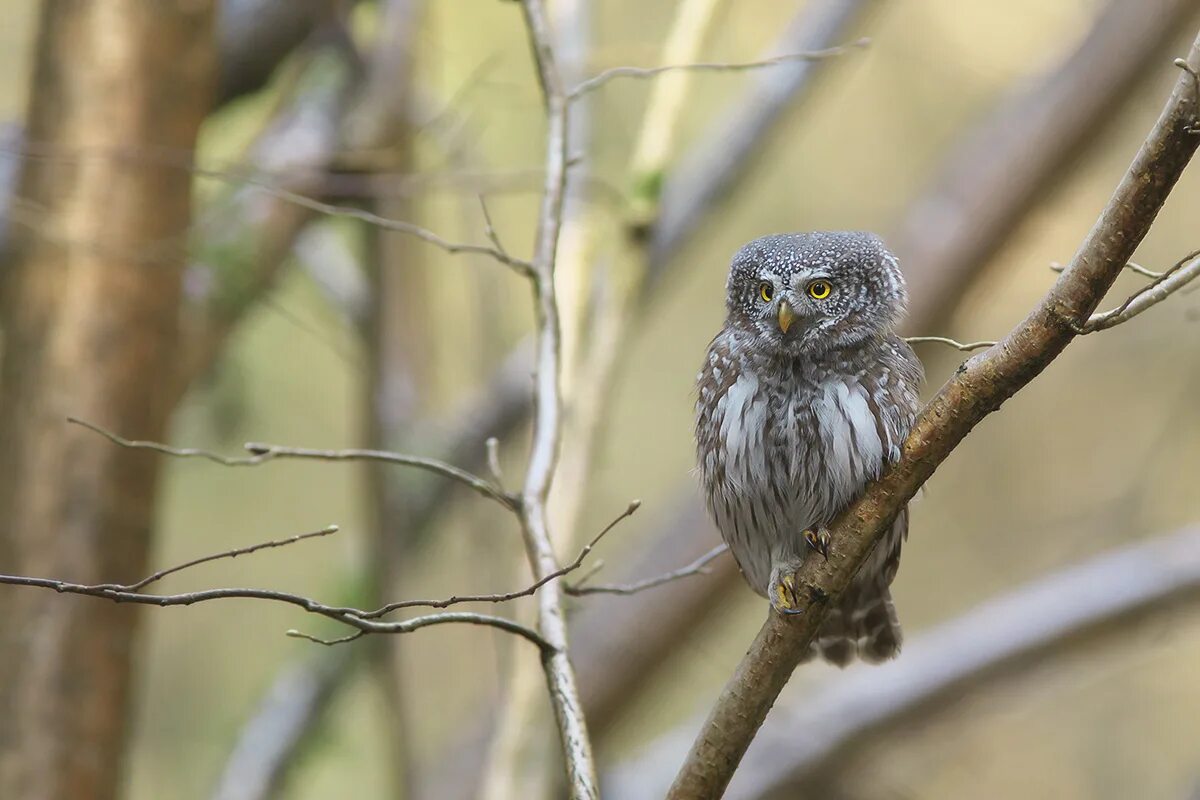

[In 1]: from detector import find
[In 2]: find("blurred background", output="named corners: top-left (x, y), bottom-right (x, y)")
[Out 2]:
top-left (1, 1), bottom-right (1199, 799)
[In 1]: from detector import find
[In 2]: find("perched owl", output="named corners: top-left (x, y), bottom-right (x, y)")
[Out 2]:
top-left (695, 231), bottom-right (923, 666)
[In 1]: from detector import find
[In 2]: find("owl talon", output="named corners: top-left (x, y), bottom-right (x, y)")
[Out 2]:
top-left (770, 566), bottom-right (804, 614)
top-left (804, 528), bottom-right (831, 561)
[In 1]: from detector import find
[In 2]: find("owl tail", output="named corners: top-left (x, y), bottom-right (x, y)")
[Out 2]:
top-left (804, 576), bottom-right (902, 667)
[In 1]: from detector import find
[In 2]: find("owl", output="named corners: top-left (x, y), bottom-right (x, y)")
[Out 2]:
top-left (695, 231), bottom-right (923, 666)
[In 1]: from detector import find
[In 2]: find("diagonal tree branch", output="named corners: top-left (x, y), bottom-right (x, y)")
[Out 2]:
top-left (666, 34), bottom-right (1200, 799)
top-left (210, 651), bottom-right (355, 800)
top-left (603, 525), bottom-right (1200, 800)
top-left (893, 0), bottom-right (1200, 327)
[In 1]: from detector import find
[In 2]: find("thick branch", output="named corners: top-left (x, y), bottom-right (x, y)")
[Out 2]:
top-left (603, 526), bottom-right (1200, 800)
top-left (667, 33), bottom-right (1200, 800)
top-left (894, 0), bottom-right (1200, 327)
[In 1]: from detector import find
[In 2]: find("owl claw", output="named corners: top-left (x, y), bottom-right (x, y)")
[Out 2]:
top-left (770, 567), bottom-right (805, 615)
top-left (804, 528), bottom-right (831, 560)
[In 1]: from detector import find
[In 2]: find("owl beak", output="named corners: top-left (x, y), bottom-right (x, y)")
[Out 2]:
top-left (777, 300), bottom-right (797, 334)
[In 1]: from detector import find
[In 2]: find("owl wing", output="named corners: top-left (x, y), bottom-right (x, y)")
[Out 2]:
top-left (811, 336), bottom-right (923, 666)
top-left (694, 331), bottom-right (758, 583)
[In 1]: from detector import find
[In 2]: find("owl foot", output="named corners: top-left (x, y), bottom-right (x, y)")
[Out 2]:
top-left (804, 528), bottom-right (831, 561)
top-left (769, 563), bottom-right (806, 616)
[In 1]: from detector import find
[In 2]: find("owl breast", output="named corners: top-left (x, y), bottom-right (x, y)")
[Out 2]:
top-left (697, 346), bottom-right (891, 595)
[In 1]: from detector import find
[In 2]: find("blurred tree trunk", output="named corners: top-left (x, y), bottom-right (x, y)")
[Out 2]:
top-left (354, 1), bottom-right (425, 796)
top-left (0, 3), bottom-right (215, 800)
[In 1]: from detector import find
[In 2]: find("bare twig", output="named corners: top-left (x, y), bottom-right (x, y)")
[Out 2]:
top-left (909, 247), bottom-right (1200, 349)
top-left (67, 416), bottom-right (517, 510)
top-left (892, 0), bottom-right (1200, 328)
top-left (567, 543), bottom-right (728, 596)
top-left (666, 32), bottom-right (1200, 800)
top-left (287, 629), bottom-right (367, 646)
top-left (905, 336), bottom-right (997, 352)
top-left (197, 168), bottom-right (534, 276)
top-left (1050, 259), bottom-right (1164, 278)
top-left (567, 41), bottom-right (867, 100)
top-left (421, 6), bottom-right (881, 796)
top-left (0, 572), bottom-right (553, 651)
top-left (478, 193), bottom-right (513, 263)
top-left (0, 516), bottom-right (554, 650)
top-left (649, 0), bottom-right (876, 269)
top-left (102, 525), bottom-right (339, 592)
top-left (486, 436), bottom-right (505, 488)
top-left (1081, 247), bottom-right (1200, 332)
top-left (358, 500), bottom-right (640, 618)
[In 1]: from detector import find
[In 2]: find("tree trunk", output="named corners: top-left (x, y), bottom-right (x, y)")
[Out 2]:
top-left (0, 3), bottom-right (214, 799)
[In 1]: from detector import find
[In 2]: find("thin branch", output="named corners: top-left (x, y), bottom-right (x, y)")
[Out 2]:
top-left (1050, 259), bottom-right (1164, 278)
top-left (892, 0), bottom-right (1200, 328)
top-left (287, 629), bottom-right (367, 646)
top-left (909, 247), bottom-right (1200, 349)
top-left (1081, 247), bottom-right (1200, 332)
top-left (477, 193), bottom-right (513, 264)
top-left (514, 1), bottom-right (600, 798)
top-left (567, 41), bottom-right (867, 100)
top-left (195, 165), bottom-right (534, 275)
top-left (567, 543), bottom-right (728, 596)
top-left (667, 32), bottom-right (1200, 800)
top-left (358, 500), bottom-right (640, 617)
top-left (649, 0), bottom-right (876, 270)
top-left (419, 6), bottom-right (881, 796)
top-left (102, 525), bottom-right (339, 592)
top-left (905, 336), bottom-right (997, 352)
top-left (0, 572), bottom-right (554, 651)
top-left (67, 416), bottom-right (517, 511)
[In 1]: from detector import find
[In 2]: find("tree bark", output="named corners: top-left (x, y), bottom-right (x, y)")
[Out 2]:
top-left (0, 3), bottom-right (215, 799)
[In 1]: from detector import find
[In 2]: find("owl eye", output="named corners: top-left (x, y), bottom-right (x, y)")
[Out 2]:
top-left (807, 280), bottom-right (832, 300)
top-left (758, 282), bottom-right (774, 302)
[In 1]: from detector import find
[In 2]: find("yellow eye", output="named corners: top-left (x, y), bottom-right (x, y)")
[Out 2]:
top-left (807, 280), bottom-right (832, 300)
top-left (758, 282), bottom-right (774, 302)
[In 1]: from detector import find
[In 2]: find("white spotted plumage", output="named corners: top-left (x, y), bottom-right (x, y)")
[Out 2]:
top-left (696, 232), bottom-right (923, 666)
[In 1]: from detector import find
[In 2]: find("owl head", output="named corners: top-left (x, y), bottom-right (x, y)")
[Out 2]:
top-left (724, 231), bottom-right (908, 357)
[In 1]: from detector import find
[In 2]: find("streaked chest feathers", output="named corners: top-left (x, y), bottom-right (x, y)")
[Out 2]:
top-left (698, 359), bottom-right (894, 592)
